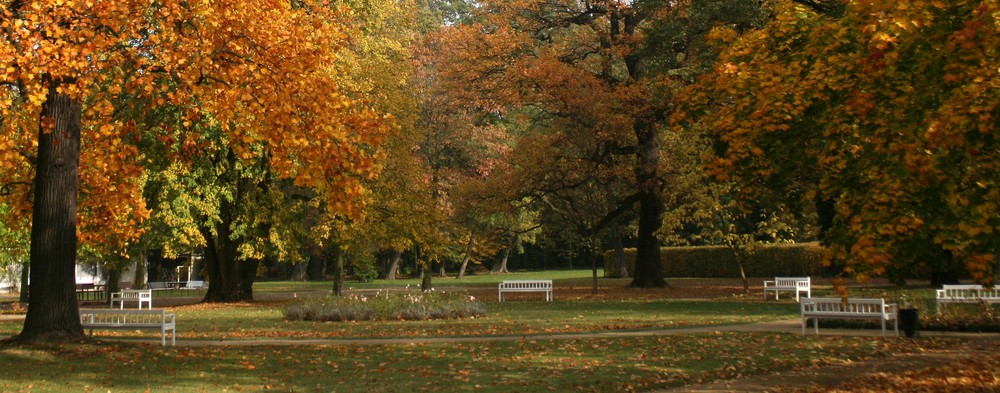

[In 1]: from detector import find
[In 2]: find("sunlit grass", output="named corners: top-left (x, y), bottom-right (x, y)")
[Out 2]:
top-left (0, 333), bottom-right (965, 393)
top-left (0, 299), bottom-right (801, 340)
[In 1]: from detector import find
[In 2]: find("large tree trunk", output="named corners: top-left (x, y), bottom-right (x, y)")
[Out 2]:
top-left (104, 268), bottom-right (122, 301)
top-left (132, 253), bottom-right (147, 289)
top-left (420, 263), bottom-right (432, 291)
top-left (14, 89), bottom-right (85, 344)
top-left (611, 224), bottom-right (629, 278)
top-left (735, 251), bottom-right (750, 294)
top-left (202, 164), bottom-right (256, 302)
top-left (201, 211), bottom-right (253, 302)
top-left (18, 262), bottom-right (29, 303)
top-left (437, 260), bottom-right (448, 278)
top-left (491, 248), bottom-right (511, 274)
top-left (146, 249), bottom-right (164, 283)
top-left (385, 250), bottom-right (401, 280)
top-left (332, 248), bottom-right (344, 296)
top-left (290, 262), bottom-right (307, 281)
top-left (306, 253), bottom-right (326, 281)
top-left (457, 233), bottom-right (475, 279)
top-left (629, 120), bottom-right (667, 288)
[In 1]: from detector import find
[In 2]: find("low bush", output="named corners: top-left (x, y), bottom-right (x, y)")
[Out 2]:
top-left (284, 290), bottom-right (486, 322)
top-left (605, 242), bottom-right (828, 278)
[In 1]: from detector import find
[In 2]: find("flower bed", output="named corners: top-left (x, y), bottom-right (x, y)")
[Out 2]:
top-left (284, 290), bottom-right (485, 322)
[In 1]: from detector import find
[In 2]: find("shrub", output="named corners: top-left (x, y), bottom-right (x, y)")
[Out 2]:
top-left (350, 260), bottom-right (379, 283)
top-left (604, 242), bottom-right (828, 278)
top-left (284, 290), bottom-right (486, 322)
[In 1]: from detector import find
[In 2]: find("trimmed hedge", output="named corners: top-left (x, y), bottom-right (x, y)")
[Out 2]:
top-left (604, 242), bottom-right (829, 278)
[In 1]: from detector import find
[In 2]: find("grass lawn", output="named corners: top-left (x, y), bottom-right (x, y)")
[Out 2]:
top-left (0, 272), bottom-right (991, 392)
top-left (0, 333), bottom-right (964, 392)
top-left (0, 299), bottom-right (801, 340)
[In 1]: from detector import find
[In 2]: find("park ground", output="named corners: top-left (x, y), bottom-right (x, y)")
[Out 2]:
top-left (0, 271), bottom-right (997, 392)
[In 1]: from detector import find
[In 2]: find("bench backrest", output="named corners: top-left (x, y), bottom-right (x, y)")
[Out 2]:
top-left (80, 309), bottom-right (169, 325)
top-left (941, 284), bottom-right (984, 290)
top-left (148, 282), bottom-right (168, 289)
top-left (801, 297), bottom-right (891, 316)
top-left (185, 280), bottom-right (205, 289)
top-left (499, 280), bottom-right (552, 289)
top-left (773, 277), bottom-right (810, 288)
top-left (938, 284), bottom-right (1000, 298)
top-left (117, 289), bottom-right (152, 299)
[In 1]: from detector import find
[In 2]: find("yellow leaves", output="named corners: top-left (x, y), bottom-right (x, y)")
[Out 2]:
top-left (27, 89), bottom-right (48, 106)
top-left (706, 26), bottom-right (739, 45)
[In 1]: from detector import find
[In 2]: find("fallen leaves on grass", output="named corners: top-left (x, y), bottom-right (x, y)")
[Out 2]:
top-left (802, 339), bottom-right (1000, 393)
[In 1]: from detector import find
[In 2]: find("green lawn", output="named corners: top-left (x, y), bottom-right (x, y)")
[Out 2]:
top-left (0, 273), bottom-right (989, 392)
top-left (0, 333), bottom-right (963, 393)
top-left (0, 299), bottom-right (801, 340)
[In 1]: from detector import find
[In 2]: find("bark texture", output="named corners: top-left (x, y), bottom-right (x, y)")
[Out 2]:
top-left (14, 89), bottom-right (86, 343)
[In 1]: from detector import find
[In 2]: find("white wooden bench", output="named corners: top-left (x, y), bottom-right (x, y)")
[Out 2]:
top-left (110, 289), bottom-right (152, 309)
top-left (148, 282), bottom-right (170, 290)
top-left (801, 297), bottom-right (898, 337)
top-left (183, 280), bottom-right (207, 289)
top-left (498, 280), bottom-right (552, 301)
top-left (79, 309), bottom-right (177, 346)
top-left (763, 277), bottom-right (811, 301)
top-left (936, 284), bottom-right (1000, 312)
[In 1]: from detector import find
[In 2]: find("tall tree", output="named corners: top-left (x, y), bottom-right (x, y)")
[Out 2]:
top-left (435, 0), bottom-right (767, 287)
top-left (432, 0), bottom-right (669, 286)
top-left (679, 0), bottom-right (1000, 284)
top-left (1, 1), bottom-right (387, 342)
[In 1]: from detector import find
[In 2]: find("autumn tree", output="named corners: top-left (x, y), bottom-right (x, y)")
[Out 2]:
top-left (679, 0), bottom-right (1000, 284)
top-left (1, 1), bottom-right (388, 342)
top-left (431, 0), bottom-right (666, 286)
top-left (433, 0), bottom-right (770, 287)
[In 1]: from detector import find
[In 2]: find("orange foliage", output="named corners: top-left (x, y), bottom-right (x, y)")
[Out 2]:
top-left (679, 1), bottom-right (1000, 282)
top-left (0, 1), bottom-right (390, 252)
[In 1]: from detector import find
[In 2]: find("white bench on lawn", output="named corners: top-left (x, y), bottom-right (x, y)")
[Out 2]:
top-left (79, 309), bottom-right (177, 346)
top-left (110, 289), bottom-right (152, 309)
top-left (763, 277), bottom-right (811, 301)
top-left (936, 284), bottom-right (1000, 312)
top-left (801, 297), bottom-right (898, 337)
top-left (148, 282), bottom-right (170, 290)
top-left (498, 280), bottom-right (552, 301)
top-left (184, 280), bottom-right (207, 289)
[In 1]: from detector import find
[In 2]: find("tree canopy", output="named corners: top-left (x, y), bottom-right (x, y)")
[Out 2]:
top-left (1, 0), bottom-right (390, 342)
top-left (678, 0), bottom-right (1000, 283)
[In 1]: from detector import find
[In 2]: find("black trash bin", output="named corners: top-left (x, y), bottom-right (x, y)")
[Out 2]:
top-left (899, 308), bottom-right (919, 337)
